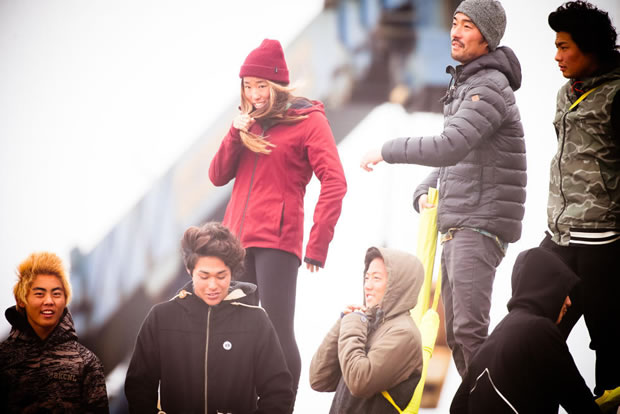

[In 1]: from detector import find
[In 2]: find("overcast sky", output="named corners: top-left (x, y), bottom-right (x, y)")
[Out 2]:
top-left (0, 0), bottom-right (323, 313)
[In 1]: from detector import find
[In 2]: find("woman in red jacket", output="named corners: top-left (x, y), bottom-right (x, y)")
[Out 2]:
top-left (209, 38), bottom-right (347, 401)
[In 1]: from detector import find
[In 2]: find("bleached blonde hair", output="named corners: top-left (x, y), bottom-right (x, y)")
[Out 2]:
top-left (13, 251), bottom-right (71, 309)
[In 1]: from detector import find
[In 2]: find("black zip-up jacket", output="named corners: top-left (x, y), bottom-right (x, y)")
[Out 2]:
top-left (450, 248), bottom-right (601, 414)
top-left (125, 280), bottom-right (293, 414)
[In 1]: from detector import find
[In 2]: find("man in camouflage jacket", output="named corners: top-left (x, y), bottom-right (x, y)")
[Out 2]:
top-left (0, 252), bottom-right (108, 413)
top-left (543, 1), bottom-right (620, 406)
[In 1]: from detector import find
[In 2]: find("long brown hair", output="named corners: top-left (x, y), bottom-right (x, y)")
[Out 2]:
top-left (239, 79), bottom-right (310, 154)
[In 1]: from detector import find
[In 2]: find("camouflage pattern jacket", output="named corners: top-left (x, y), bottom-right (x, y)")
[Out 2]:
top-left (0, 307), bottom-right (109, 413)
top-left (547, 61), bottom-right (620, 246)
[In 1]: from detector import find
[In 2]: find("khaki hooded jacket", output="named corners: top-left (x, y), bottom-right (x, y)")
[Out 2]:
top-left (309, 248), bottom-right (424, 413)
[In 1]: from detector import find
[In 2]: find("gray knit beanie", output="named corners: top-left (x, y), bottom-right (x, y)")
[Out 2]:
top-left (454, 0), bottom-right (506, 51)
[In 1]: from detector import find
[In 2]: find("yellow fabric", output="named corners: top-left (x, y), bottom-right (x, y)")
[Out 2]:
top-left (431, 265), bottom-right (442, 311)
top-left (381, 390), bottom-right (403, 413)
top-left (411, 187), bottom-right (439, 324)
top-left (568, 85), bottom-right (600, 111)
top-left (595, 386), bottom-right (620, 411)
top-left (383, 188), bottom-right (442, 413)
top-left (407, 280), bottom-right (441, 413)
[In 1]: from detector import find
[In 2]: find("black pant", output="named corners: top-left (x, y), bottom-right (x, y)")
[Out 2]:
top-left (241, 247), bottom-right (301, 401)
top-left (540, 235), bottom-right (620, 396)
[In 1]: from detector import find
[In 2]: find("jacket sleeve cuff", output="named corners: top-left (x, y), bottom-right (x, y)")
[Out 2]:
top-left (226, 121), bottom-right (243, 142)
top-left (304, 256), bottom-right (324, 268)
top-left (339, 312), bottom-right (369, 339)
top-left (412, 190), bottom-right (426, 213)
top-left (381, 141), bottom-right (393, 164)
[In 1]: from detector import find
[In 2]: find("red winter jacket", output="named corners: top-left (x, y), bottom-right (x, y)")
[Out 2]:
top-left (209, 100), bottom-right (347, 267)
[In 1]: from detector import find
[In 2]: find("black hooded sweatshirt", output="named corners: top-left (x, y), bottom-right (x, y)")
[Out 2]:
top-left (450, 247), bottom-right (601, 414)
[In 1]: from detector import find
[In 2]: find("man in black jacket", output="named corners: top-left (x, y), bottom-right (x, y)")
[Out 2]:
top-left (125, 222), bottom-right (294, 413)
top-left (450, 247), bottom-right (601, 414)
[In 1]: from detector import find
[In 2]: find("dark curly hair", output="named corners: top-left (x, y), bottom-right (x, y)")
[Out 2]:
top-left (549, 1), bottom-right (619, 64)
top-left (181, 222), bottom-right (245, 279)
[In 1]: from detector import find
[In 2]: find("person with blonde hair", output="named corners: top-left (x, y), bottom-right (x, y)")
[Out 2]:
top-left (0, 251), bottom-right (109, 413)
top-left (209, 38), bottom-right (347, 402)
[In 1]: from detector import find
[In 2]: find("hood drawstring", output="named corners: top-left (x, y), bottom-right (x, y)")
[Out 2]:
top-left (440, 66), bottom-right (458, 104)
top-left (571, 80), bottom-right (585, 97)
top-left (366, 307), bottom-right (386, 334)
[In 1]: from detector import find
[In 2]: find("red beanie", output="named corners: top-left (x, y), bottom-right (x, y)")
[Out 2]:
top-left (239, 39), bottom-right (290, 85)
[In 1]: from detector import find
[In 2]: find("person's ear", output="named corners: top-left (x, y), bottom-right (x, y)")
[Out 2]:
top-left (17, 301), bottom-right (25, 309)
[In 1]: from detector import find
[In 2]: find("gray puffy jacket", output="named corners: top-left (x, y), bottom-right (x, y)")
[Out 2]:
top-left (382, 46), bottom-right (527, 243)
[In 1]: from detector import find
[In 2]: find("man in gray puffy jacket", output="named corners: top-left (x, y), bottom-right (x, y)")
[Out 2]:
top-left (361, 0), bottom-right (526, 378)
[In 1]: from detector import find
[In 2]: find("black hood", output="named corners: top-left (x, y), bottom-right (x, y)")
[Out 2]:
top-left (4, 306), bottom-right (77, 345)
top-left (507, 247), bottom-right (579, 321)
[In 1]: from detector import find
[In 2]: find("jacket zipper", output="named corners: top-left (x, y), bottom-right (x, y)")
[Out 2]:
top-left (554, 110), bottom-right (570, 236)
top-left (204, 307), bottom-right (211, 414)
top-left (237, 153), bottom-right (259, 239)
top-left (553, 84), bottom-right (609, 238)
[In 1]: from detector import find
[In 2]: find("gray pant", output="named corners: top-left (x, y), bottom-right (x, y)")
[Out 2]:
top-left (441, 229), bottom-right (504, 377)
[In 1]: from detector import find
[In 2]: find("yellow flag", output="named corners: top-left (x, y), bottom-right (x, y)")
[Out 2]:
top-left (382, 187), bottom-right (441, 414)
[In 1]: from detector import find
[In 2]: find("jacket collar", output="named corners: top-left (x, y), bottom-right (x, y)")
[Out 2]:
top-left (570, 59), bottom-right (620, 96)
top-left (172, 280), bottom-right (259, 311)
top-left (4, 306), bottom-right (77, 345)
top-left (441, 46), bottom-right (522, 104)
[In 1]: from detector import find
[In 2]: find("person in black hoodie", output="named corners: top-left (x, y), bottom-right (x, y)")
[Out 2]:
top-left (124, 222), bottom-right (294, 414)
top-left (450, 247), bottom-right (601, 414)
